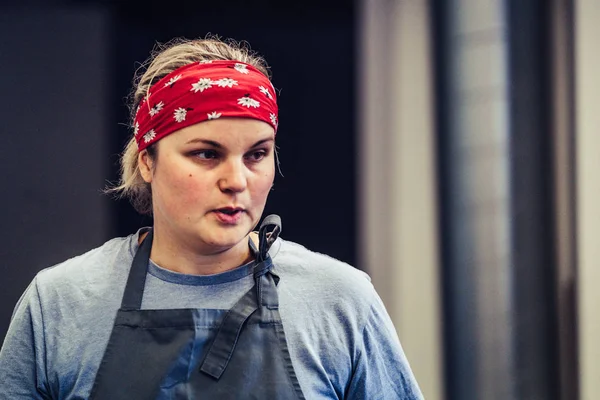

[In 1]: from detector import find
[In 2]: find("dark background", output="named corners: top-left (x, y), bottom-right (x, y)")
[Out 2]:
top-left (0, 0), bottom-right (357, 344)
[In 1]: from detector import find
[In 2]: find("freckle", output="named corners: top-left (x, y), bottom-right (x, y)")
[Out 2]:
top-left (189, 174), bottom-right (193, 177)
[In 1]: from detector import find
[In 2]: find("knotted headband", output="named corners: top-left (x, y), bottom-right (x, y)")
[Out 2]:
top-left (133, 60), bottom-right (278, 151)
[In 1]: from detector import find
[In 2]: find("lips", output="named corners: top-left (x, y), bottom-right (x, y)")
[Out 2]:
top-left (213, 207), bottom-right (245, 224)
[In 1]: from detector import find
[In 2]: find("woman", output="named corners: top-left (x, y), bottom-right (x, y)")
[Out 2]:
top-left (0, 37), bottom-right (422, 399)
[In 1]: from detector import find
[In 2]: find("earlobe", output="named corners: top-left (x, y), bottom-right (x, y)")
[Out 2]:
top-left (138, 150), bottom-right (153, 183)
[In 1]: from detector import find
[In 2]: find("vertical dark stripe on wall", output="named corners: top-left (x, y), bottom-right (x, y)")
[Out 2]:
top-left (549, 0), bottom-right (579, 397)
top-left (506, 0), bottom-right (560, 398)
top-left (429, 1), bottom-right (456, 399)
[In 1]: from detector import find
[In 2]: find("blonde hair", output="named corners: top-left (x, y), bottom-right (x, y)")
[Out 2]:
top-left (107, 36), bottom-right (272, 215)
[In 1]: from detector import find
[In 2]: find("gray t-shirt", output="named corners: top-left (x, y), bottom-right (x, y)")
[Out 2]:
top-left (0, 229), bottom-right (422, 399)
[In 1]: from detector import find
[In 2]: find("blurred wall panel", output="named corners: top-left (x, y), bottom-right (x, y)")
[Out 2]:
top-left (0, 7), bottom-right (111, 342)
top-left (575, 0), bottom-right (600, 399)
top-left (358, 1), bottom-right (443, 399)
top-left (434, 0), bottom-right (568, 398)
top-left (432, 1), bottom-right (515, 398)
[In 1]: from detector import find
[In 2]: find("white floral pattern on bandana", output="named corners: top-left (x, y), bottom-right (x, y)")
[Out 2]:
top-left (149, 101), bottom-right (164, 117)
top-left (191, 78), bottom-right (213, 93)
top-left (259, 86), bottom-right (272, 99)
top-left (215, 78), bottom-right (238, 88)
top-left (234, 63), bottom-right (249, 74)
top-left (238, 96), bottom-right (260, 108)
top-left (133, 122), bottom-right (139, 136)
top-left (270, 113), bottom-right (277, 127)
top-left (143, 129), bottom-right (157, 143)
top-left (207, 111), bottom-right (222, 120)
top-left (174, 108), bottom-right (187, 122)
top-left (164, 74), bottom-right (182, 88)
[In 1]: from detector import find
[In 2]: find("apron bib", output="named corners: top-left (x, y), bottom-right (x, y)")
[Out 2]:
top-left (90, 216), bottom-right (305, 399)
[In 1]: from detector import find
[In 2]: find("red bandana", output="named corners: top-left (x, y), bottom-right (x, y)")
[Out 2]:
top-left (133, 60), bottom-right (278, 151)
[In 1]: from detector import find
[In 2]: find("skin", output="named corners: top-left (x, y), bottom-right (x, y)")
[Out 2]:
top-left (138, 118), bottom-right (276, 275)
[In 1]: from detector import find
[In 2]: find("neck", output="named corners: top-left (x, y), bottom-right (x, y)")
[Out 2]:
top-left (140, 228), bottom-right (259, 276)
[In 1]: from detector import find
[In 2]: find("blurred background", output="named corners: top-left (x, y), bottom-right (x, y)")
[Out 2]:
top-left (0, 0), bottom-right (598, 399)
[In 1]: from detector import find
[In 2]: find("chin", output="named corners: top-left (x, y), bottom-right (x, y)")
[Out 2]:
top-left (198, 225), bottom-right (251, 251)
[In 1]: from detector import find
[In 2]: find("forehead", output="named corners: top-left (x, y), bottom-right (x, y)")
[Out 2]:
top-left (166, 118), bottom-right (275, 146)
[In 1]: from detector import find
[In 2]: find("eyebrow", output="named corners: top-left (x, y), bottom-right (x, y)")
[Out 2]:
top-left (185, 138), bottom-right (274, 148)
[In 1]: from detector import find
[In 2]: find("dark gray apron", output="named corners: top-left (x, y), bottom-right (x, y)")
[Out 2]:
top-left (90, 216), bottom-right (305, 399)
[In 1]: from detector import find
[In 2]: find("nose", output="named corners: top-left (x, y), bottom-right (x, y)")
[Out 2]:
top-left (218, 158), bottom-right (247, 193)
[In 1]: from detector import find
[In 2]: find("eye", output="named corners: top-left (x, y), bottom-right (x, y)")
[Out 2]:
top-left (192, 150), bottom-right (219, 160)
top-left (246, 150), bottom-right (267, 162)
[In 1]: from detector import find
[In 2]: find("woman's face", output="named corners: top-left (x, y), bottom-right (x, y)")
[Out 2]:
top-left (139, 118), bottom-right (276, 254)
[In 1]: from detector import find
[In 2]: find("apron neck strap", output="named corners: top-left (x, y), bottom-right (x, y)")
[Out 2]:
top-left (121, 229), bottom-right (154, 310)
top-left (257, 214), bottom-right (282, 263)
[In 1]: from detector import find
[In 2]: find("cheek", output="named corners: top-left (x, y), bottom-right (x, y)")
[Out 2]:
top-left (154, 162), bottom-right (210, 208)
top-left (251, 168), bottom-right (275, 201)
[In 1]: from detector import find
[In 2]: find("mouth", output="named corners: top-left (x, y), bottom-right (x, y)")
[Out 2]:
top-left (215, 207), bottom-right (245, 215)
top-left (212, 207), bottom-right (246, 224)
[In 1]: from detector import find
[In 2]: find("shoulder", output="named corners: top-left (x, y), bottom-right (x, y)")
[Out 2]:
top-left (272, 238), bottom-right (377, 323)
top-left (22, 230), bottom-right (144, 342)
top-left (273, 238), bottom-right (371, 287)
top-left (33, 230), bottom-right (142, 299)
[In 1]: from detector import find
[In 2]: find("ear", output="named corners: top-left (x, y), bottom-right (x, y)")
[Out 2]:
top-left (138, 150), bottom-right (154, 183)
